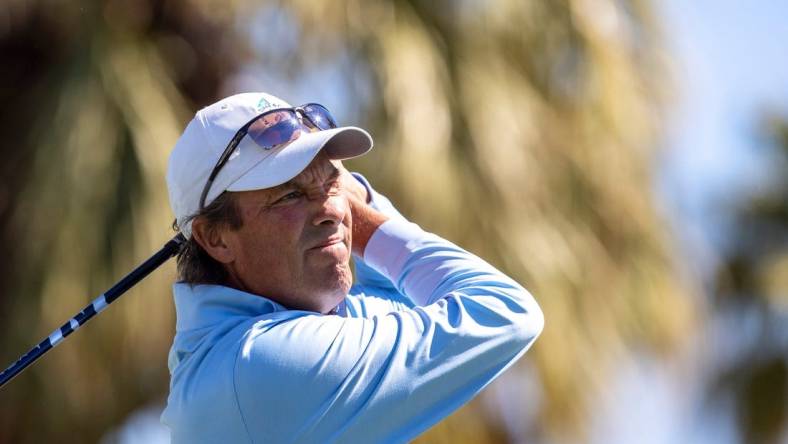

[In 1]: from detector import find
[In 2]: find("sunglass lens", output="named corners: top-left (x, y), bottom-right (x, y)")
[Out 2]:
top-left (303, 104), bottom-right (337, 130)
top-left (246, 110), bottom-right (301, 148)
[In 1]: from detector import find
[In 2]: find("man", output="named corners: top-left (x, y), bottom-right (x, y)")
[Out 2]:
top-left (161, 92), bottom-right (543, 443)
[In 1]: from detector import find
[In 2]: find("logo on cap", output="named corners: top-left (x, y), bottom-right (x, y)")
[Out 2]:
top-left (256, 97), bottom-right (271, 112)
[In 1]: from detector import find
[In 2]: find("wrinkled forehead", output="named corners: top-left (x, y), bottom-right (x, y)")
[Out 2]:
top-left (232, 153), bottom-right (342, 207)
top-left (272, 151), bottom-right (341, 190)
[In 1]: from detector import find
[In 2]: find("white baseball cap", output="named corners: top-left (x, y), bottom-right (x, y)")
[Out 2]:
top-left (166, 92), bottom-right (373, 238)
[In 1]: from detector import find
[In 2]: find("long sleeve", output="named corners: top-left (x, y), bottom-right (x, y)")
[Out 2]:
top-left (232, 219), bottom-right (544, 443)
top-left (350, 172), bottom-right (406, 291)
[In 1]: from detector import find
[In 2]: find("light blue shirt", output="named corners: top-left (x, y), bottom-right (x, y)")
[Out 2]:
top-left (161, 176), bottom-right (544, 443)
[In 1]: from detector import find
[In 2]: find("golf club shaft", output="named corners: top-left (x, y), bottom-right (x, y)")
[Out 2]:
top-left (0, 233), bottom-right (186, 389)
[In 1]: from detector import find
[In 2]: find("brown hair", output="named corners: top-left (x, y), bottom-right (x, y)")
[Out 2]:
top-left (174, 192), bottom-right (243, 285)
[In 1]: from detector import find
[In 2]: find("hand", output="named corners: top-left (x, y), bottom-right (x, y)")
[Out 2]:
top-left (337, 164), bottom-right (369, 204)
top-left (336, 164), bottom-right (388, 257)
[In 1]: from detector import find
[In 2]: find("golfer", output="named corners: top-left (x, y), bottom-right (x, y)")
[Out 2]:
top-left (161, 92), bottom-right (544, 443)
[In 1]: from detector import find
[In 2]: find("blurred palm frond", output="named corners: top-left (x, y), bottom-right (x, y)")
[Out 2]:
top-left (0, 1), bottom-right (700, 442)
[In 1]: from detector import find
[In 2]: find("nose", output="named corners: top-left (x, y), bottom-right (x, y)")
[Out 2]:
top-left (311, 194), bottom-right (347, 227)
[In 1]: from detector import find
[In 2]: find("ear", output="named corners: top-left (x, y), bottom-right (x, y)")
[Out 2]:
top-left (191, 217), bottom-right (236, 264)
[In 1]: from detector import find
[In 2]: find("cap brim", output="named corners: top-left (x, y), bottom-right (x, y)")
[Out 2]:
top-left (226, 126), bottom-right (372, 192)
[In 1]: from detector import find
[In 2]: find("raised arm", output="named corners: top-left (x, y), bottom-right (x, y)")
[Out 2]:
top-left (233, 198), bottom-right (544, 442)
top-left (344, 171), bottom-right (408, 291)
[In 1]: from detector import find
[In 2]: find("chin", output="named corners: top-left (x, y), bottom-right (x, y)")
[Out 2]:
top-left (307, 263), bottom-right (352, 314)
top-left (330, 262), bottom-right (353, 297)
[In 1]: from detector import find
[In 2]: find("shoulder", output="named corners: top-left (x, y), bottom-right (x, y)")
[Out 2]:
top-left (234, 312), bottom-right (370, 378)
top-left (345, 285), bottom-right (415, 318)
top-left (230, 312), bottom-right (388, 439)
top-left (231, 307), bottom-right (428, 394)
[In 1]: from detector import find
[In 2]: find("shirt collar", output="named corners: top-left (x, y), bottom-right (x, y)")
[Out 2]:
top-left (173, 282), bottom-right (290, 332)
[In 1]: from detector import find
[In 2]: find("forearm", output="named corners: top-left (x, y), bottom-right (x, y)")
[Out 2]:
top-left (364, 219), bottom-right (540, 313)
top-left (348, 194), bottom-right (389, 257)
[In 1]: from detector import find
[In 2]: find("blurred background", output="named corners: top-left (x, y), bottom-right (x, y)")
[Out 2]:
top-left (0, 0), bottom-right (785, 443)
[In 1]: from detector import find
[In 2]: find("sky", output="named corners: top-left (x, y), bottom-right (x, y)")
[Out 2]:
top-left (656, 0), bottom-right (788, 281)
top-left (591, 1), bottom-right (788, 443)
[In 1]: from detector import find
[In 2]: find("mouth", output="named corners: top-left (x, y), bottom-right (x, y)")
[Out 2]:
top-left (309, 235), bottom-right (345, 251)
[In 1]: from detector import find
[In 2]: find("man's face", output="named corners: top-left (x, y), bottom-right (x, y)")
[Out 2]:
top-left (219, 151), bottom-right (353, 313)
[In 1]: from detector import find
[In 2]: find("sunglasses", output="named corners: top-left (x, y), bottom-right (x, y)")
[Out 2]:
top-left (199, 103), bottom-right (338, 210)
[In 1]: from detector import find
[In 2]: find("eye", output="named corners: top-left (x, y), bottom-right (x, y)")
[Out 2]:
top-left (275, 191), bottom-right (302, 203)
top-left (326, 180), bottom-right (341, 194)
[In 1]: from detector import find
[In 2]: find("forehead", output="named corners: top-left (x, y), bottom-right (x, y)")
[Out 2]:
top-left (249, 152), bottom-right (339, 199)
top-left (279, 153), bottom-right (339, 187)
